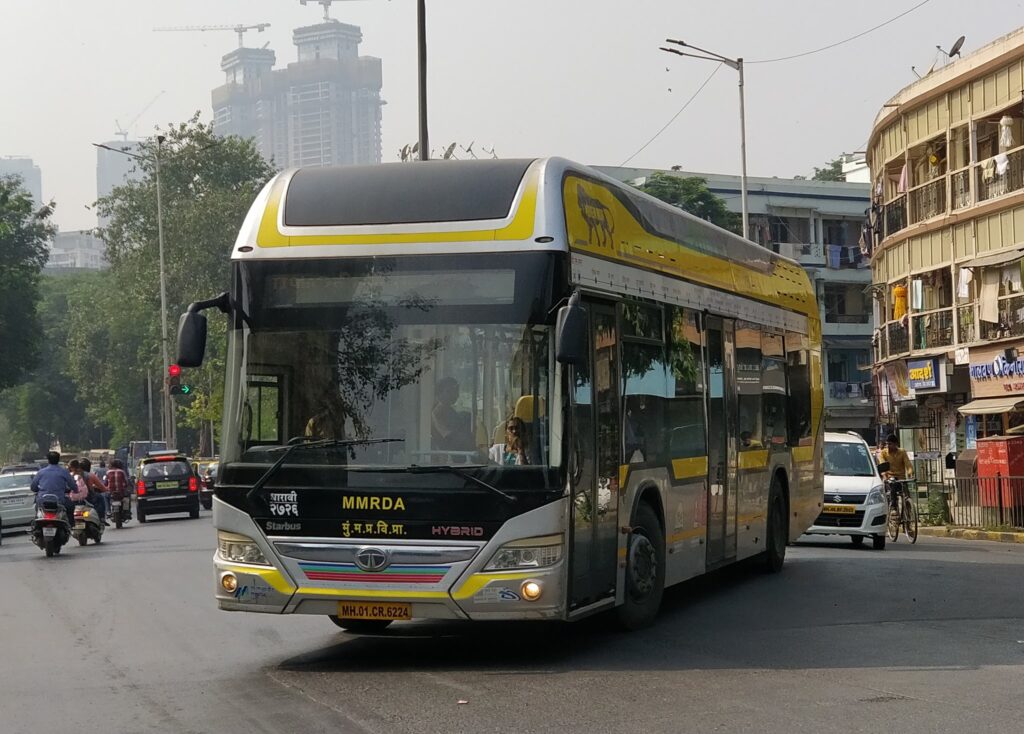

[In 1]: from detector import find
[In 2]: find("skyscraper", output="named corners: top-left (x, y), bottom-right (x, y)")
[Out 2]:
top-left (96, 141), bottom-right (143, 227)
top-left (211, 19), bottom-right (383, 169)
top-left (0, 156), bottom-right (42, 206)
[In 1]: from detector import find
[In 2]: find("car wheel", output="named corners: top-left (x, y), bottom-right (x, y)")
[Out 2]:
top-left (850, 535), bottom-right (865, 547)
top-left (137, 507), bottom-right (147, 524)
top-left (616, 500), bottom-right (665, 630)
top-left (329, 617), bottom-right (393, 633)
top-left (761, 477), bottom-right (787, 573)
top-left (189, 506), bottom-right (200, 519)
top-left (872, 534), bottom-right (886, 550)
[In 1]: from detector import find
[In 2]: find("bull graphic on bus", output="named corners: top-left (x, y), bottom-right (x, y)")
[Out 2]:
top-left (576, 183), bottom-right (614, 248)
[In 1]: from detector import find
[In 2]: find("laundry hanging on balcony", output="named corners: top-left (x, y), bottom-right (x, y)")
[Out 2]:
top-left (1000, 115), bottom-right (1015, 151)
top-left (995, 152), bottom-right (1010, 176)
top-left (980, 268), bottom-right (1000, 323)
top-left (958, 267), bottom-right (973, 299)
top-left (892, 282), bottom-right (908, 320)
top-left (897, 162), bottom-right (909, 193)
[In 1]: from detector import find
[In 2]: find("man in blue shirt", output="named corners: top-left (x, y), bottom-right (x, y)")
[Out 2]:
top-left (30, 451), bottom-right (77, 519)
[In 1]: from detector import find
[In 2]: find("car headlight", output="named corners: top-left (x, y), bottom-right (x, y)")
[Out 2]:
top-left (217, 530), bottom-right (270, 565)
top-left (866, 486), bottom-right (885, 506)
top-left (485, 534), bottom-right (563, 571)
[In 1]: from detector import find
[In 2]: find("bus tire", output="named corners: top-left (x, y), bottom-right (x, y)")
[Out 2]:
top-left (330, 617), bottom-right (393, 633)
top-left (761, 476), bottom-right (787, 573)
top-left (616, 500), bottom-right (665, 630)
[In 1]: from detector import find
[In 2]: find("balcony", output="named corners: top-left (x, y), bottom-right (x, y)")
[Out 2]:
top-left (957, 303), bottom-right (976, 343)
top-left (980, 294), bottom-right (1024, 340)
top-left (911, 308), bottom-right (953, 350)
top-left (908, 177), bottom-right (946, 223)
top-left (770, 242), bottom-right (825, 266)
top-left (951, 167), bottom-right (971, 210)
top-left (883, 195), bottom-right (907, 237)
top-left (886, 320), bottom-right (909, 355)
top-left (827, 381), bottom-right (872, 402)
top-left (977, 146), bottom-right (1024, 203)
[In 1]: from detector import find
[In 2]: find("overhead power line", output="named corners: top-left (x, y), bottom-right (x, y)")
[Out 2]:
top-left (619, 62), bottom-right (723, 167)
top-left (747, 0), bottom-right (932, 64)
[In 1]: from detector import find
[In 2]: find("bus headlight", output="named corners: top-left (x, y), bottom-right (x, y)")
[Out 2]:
top-left (485, 535), bottom-right (563, 571)
top-left (866, 486), bottom-right (885, 506)
top-left (217, 530), bottom-right (270, 566)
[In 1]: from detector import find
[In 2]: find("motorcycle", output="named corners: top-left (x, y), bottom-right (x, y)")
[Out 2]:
top-left (109, 489), bottom-right (132, 528)
top-left (30, 494), bottom-right (72, 557)
top-left (72, 500), bottom-right (104, 546)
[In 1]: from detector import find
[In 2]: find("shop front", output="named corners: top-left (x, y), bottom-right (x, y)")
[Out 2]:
top-left (960, 343), bottom-right (1024, 442)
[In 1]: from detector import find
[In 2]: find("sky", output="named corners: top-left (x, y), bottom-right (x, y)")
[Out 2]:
top-left (0, 0), bottom-right (1019, 232)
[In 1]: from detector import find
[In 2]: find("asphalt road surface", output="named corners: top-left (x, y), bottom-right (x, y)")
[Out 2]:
top-left (2, 515), bottom-right (1023, 734)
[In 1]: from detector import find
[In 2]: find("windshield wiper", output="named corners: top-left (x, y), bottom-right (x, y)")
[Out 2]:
top-left (245, 437), bottom-right (404, 503)
top-left (349, 463), bottom-right (515, 503)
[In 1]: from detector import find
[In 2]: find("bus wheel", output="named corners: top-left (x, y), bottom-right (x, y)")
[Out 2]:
top-left (616, 501), bottom-right (665, 630)
top-left (330, 617), bottom-right (393, 633)
top-left (761, 477), bottom-right (787, 573)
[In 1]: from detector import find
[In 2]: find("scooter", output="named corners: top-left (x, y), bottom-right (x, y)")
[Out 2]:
top-left (109, 489), bottom-right (132, 528)
top-left (72, 500), bottom-right (104, 546)
top-left (30, 494), bottom-right (72, 557)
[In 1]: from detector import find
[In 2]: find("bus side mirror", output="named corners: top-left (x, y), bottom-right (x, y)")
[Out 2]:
top-left (177, 292), bottom-right (231, 368)
top-left (556, 292), bottom-right (587, 366)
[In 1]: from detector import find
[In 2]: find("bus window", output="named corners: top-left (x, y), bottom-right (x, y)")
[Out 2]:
top-left (761, 331), bottom-right (787, 448)
top-left (246, 374), bottom-right (282, 444)
top-left (785, 332), bottom-right (812, 446)
top-left (736, 321), bottom-right (763, 449)
top-left (620, 301), bottom-right (669, 465)
top-left (667, 307), bottom-right (706, 460)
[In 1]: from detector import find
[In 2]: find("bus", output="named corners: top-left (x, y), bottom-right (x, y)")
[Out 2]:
top-left (178, 158), bottom-right (823, 631)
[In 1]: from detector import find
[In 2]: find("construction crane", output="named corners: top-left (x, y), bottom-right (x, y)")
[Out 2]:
top-left (114, 90), bottom-right (166, 142)
top-left (299, 0), bottom-right (363, 23)
top-left (153, 23), bottom-right (271, 49)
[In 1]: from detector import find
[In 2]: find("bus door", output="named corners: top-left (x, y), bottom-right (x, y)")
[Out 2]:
top-left (704, 315), bottom-right (738, 567)
top-left (568, 300), bottom-right (620, 611)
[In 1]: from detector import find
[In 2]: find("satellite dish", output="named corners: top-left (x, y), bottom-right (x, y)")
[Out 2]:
top-left (948, 35), bottom-right (965, 58)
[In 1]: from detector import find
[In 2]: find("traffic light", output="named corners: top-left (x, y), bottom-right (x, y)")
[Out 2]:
top-left (168, 364), bottom-right (190, 396)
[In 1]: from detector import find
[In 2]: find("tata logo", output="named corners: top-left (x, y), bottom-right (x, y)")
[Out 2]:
top-left (354, 547), bottom-right (390, 572)
top-left (342, 495), bottom-right (406, 512)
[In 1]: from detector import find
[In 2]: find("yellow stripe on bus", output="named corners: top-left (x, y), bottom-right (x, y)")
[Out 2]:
top-left (792, 445), bottom-right (815, 463)
top-left (671, 456), bottom-right (708, 480)
top-left (451, 572), bottom-right (537, 601)
top-left (256, 177), bottom-right (539, 247)
top-left (220, 564), bottom-right (296, 595)
top-left (737, 450), bottom-right (769, 470)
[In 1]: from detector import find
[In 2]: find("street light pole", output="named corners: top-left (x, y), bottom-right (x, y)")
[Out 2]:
top-left (417, 0), bottom-right (429, 161)
top-left (153, 135), bottom-right (176, 449)
top-left (661, 40), bottom-right (749, 239)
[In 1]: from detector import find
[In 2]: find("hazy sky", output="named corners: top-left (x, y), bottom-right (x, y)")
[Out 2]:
top-left (1, 0), bottom-right (1018, 231)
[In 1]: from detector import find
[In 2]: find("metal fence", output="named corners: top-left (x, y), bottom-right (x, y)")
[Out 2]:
top-left (929, 477), bottom-right (1024, 530)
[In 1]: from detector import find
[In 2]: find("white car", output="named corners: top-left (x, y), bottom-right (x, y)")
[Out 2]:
top-left (0, 471), bottom-right (38, 544)
top-left (805, 432), bottom-right (888, 550)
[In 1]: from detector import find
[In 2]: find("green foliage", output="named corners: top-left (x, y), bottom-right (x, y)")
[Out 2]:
top-left (811, 159), bottom-right (845, 182)
top-left (634, 173), bottom-right (741, 234)
top-left (0, 176), bottom-right (56, 392)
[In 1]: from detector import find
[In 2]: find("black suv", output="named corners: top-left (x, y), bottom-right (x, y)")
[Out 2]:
top-left (136, 452), bottom-right (201, 522)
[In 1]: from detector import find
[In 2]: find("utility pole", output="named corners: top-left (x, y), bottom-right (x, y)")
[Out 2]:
top-left (147, 370), bottom-right (154, 442)
top-left (661, 39), bottom-right (749, 239)
top-left (417, 0), bottom-right (429, 161)
top-left (154, 135), bottom-right (176, 449)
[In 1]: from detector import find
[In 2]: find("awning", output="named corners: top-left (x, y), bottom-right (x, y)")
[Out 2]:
top-left (963, 248), bottom-right (1024, 269)
top-left (958, 396), bottom-right (1024, 415)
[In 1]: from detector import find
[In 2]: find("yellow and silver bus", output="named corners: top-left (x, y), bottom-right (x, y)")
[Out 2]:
top-left (178, 158), bottom-right (822, 631)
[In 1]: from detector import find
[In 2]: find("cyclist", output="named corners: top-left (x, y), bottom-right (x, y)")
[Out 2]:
top-left (879, 433), bottom-right (913, 510)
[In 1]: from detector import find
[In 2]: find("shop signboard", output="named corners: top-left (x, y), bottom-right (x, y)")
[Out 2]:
top-left (907, 358), bottom-right (939, 390)
top-left (885, 360), bottom-right (915, 401)
top-left (967, 344), bottom-right (1024, 398)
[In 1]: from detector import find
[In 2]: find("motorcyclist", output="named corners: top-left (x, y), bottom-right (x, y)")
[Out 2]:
top-left (30, 451), bottom-right (77, 520)
top-left (80, 458), bottom-right (109, 526)
top-left (104, 459), bottom-right (130, 519)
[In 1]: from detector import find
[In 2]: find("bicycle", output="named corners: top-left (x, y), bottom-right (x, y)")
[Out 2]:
top-left (884, 478), bottom-right (918, 544)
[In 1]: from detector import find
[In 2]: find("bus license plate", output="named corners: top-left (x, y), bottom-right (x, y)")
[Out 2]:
top-left (337, 601), bottom-right (411, 621)
top-left (156, 481), bottom-right (178, 489)
top-left (822, 504), bottom-right (856, 514)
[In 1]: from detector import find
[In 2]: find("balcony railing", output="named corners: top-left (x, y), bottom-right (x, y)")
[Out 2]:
top-left (912, 308), bottom-right (953, 350)
top-left (770, 242), bottom-right (823, 262)
top-left (828, 381), bottom-right (872, 400)
top-left (886, 320), bottom-right (909, 355)
top-left (908, 177), bottom-right (946, 223)
top-left (883, 195), bottom-right (907, 237)
top-left (977, 147), bottom-right (1024, 203)
top-left (957, 303), bottom-right (976, 343)
top-left (980, 294), bottom-right (1024, 340)
top-left (951, 167), bottom-right (971, 210)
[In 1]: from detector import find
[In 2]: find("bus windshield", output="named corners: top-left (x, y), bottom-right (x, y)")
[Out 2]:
top-left (221, 252), bottom-right (561, 480)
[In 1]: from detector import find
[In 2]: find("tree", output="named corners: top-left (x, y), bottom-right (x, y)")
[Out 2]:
top-left (0, 176), bottom-right (56, 391)
top-left (633, 173), bottom-right (741, 235)
top-left (89, 114), bottom-right (276, 452)
top-left (811, 158), bottom-right (845, 182)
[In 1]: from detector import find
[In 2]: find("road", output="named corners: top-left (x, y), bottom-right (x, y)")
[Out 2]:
top-left (2, 515), bottom-right (1023, 734)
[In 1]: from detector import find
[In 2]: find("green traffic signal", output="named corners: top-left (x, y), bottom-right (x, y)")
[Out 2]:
top-left (180, 384), bottom-right (192, 395)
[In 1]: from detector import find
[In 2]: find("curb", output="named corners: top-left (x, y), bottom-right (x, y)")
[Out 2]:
top-left (917, 526), bottom-right (1024, 544)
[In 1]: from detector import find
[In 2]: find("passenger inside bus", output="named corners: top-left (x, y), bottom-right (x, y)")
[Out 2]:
top-left (488, 416), bottom-right (531, 465)
top-left (431, 377), bottom-right (474, 451)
